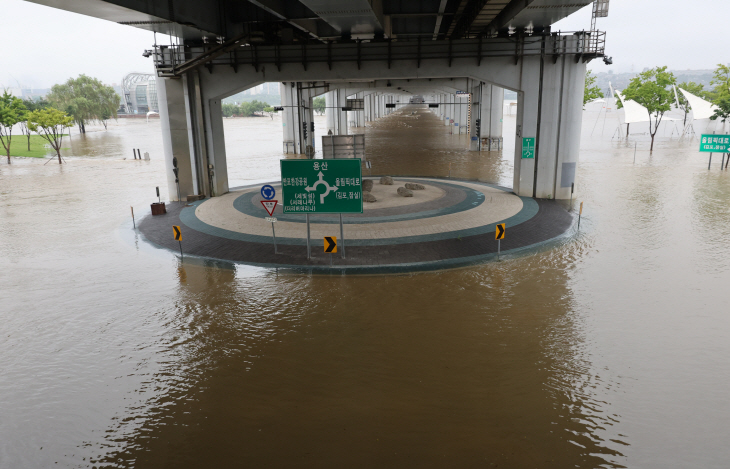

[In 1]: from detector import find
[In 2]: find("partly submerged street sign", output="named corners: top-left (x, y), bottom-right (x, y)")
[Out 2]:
top-left (521, 137), bottom-right (535, 159)
top-left (261, 200), bottom-right (278, 216)
top-left (495, 223), bottom-right (505, 240)
top-left (280, 159), bottom-right (363, 214)
top-left (699, 134), bottom-right (730, 152)
top-left (324, 236), bottom-right (337, 253)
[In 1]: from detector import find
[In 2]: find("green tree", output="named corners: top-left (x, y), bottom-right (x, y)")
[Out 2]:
top-left (621, 66), bottom-right (676, 152)
top-left (313, 96), bottom-right (326, 115)
top-left (19, 98), bottom-right (50, 150)
top-left (709, 64), bottom-right (730, 102)
top-left (222, 103), bottom-right (238, 117)
top-left (46, 75), bottom-right (118, 133)
top-left (707, 64), bottom-right (730, 126)
top-left (676, 81), bottom-right (706, 127)
top-left (583, 70), bottom-right (604, 108)
top-left (263, 106), bottom-right (274, 119)
top-left (0, 90), bottom-right (28, 164)
top-left (27, 108), bottom-right (74, 164)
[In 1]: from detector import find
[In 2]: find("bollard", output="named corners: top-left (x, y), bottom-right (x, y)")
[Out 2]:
top-left (634, 142), bottom-right (637, 164)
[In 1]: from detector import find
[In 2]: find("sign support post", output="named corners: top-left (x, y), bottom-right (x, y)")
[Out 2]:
top-left (578, 201), bottom-right (584, 230)
top-left (339, 213), bottom-right (346, 259)
top-left (271, 222), bottom-right (278, 254)
top-left (306, 214), bottom-right (311, 259)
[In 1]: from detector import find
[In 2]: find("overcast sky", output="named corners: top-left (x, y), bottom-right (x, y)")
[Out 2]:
top-left (2, 0), bottom-right (728, 90)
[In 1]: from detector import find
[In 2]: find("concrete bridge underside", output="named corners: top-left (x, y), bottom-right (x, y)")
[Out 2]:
top-left (25, 0), bottom-right (603, 201)
top-left (158, 35), bottom-right (588, 202)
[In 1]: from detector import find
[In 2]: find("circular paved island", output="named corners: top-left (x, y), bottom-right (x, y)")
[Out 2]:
top-left (138, 177), bottom-right (574, 273)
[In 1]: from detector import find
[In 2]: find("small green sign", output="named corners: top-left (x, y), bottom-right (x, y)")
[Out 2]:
top-left (700, 134), bottom-right (730, 152)
top-left (522, 137), bottom-right (535, 159)
top-left (280, 159), bottom-right (363, 214)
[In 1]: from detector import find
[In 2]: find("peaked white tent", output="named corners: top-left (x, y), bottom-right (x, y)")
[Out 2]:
top-left (614, 91), bottom-right (649, 124)
top-left (677, 87), bottom-right (719, 120)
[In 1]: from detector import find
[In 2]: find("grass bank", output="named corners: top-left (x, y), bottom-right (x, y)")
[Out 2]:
top-left (3, 135), bottom-right (67, 158)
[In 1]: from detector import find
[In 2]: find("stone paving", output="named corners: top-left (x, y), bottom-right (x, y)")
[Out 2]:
top-left (137, 176), bottom-right (574, 273)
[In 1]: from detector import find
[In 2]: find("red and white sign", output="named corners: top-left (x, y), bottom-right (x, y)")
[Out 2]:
top-left (261, 200), bottom-right (278, 216)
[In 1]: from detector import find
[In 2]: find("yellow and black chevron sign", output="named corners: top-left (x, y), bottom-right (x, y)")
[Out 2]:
top-left (495, 223), bottom-right (505, 240)
top-left (324, 236), bottom-right (337, 253)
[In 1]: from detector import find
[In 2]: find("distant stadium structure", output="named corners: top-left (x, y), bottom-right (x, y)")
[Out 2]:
top-left (121, 73), bottom-right (158, 114)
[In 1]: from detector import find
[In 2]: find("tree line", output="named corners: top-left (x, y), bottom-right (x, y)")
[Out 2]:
top-left (0, 75), bottom-right (119, 164)
top-left (222, 100), bottom-right (274, 118)
top-left (584, 64), bottom-right (730, 151)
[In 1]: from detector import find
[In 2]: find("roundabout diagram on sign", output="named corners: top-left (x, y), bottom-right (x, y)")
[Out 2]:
top-left (305, 171), bottom-right (339, 204)
top-left (261, 184), bottom-right (276, 200)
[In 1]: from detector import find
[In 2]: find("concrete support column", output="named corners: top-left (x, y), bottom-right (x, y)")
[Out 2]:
top-left (203, 97), bottom-right (229, 197)
top-left (280, 82), bottom-right (300, 154)
top-left (481, 84), bottom-right (504, 150)
top-left (157, 76), bottom-right (194, 201)
top-left (513, 35), bottom-right (585, 199)
top-left (325, 91), bottom-right (336, 134)
top-left (445, 94), bottom-right (451, 125)
top-left (457, 94), bottom-right (468, 134)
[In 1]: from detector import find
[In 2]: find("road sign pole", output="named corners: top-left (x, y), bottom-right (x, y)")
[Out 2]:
top-left (722, 153), bottom-right (726, 170)
top-left (272, 222), bottom-right (277, 254)
top-left (339, 213), bottom-right (345, 259)
top-left (178, 240), bottom-right (183, 259)
top-left (709, 152), bottom-right (713, 170)
top-left (497, 239), bottom-right (500, 260)
top-left (131, 206), bottom-right (135, 229)
top-left (578, 201), bottom-right (584, 230)
top-left (306, 214), bottom-right (311, 259)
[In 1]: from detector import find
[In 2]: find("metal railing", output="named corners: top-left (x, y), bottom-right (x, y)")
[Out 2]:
top-left (152, 31), bottom-right (606, 77)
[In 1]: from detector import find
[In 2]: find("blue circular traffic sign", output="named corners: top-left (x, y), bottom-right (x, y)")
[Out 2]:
top-left (261, 184), bottom-right (276, 200)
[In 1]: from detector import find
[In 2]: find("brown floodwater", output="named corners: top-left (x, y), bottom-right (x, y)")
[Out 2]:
top-left (1, 106), bottom-right (729, 468)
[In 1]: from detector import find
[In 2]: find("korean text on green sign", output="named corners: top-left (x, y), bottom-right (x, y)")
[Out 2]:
top-left (280, 159), bottom-right (363, 214)
top-left (699, 134), bottom-right (730, 152)
top-left (521, 137), bottom-right (535, 159)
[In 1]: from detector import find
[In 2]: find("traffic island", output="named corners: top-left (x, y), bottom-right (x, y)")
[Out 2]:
top-left (137, 177), bottom-right (574, 274)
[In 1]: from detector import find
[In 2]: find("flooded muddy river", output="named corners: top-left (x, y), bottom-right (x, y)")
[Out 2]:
top-left (1, 107), bottom-right (729, 468)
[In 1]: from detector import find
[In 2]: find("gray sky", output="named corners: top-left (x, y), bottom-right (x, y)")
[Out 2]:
top-left (2, 0), bottom-right (728, 90)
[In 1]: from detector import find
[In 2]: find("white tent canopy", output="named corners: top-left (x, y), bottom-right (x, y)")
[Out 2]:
top-left (678, 87), bottom-right (719, 120)
top-left (615, 91), bottom-right (650, 124)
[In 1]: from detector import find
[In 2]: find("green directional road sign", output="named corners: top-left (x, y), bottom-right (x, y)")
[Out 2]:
top-left (700, 134), bottom-right (730, 152)
top-left (280, 159), bottom-right (363, 214)
top-left (521, 137), bottom-right (535, 159)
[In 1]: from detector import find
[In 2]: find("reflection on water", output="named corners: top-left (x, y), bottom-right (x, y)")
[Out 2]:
top-left (1, 107), bottom-right (730, 468)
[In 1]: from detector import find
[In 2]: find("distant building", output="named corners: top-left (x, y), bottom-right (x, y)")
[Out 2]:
top-left (121, 73), bottom-right (159, 114)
